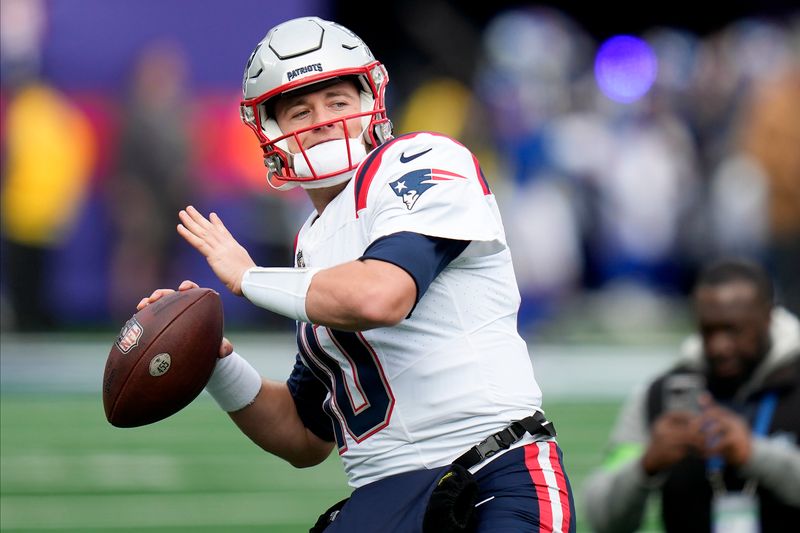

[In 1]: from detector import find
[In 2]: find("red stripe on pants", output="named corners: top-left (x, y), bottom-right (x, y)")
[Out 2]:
top-left (525, 443), bottom-right (553, 532)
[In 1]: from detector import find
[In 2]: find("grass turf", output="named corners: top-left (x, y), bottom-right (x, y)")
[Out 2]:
top-left (1, 393), bottom-right (622, 532)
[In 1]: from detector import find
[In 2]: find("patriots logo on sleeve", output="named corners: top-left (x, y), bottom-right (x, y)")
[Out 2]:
top-left (388, 169), bottom-right (467, 210)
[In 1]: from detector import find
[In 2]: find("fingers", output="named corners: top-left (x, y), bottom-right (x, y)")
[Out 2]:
top-left (136, 288), bottom-right (175, 310)
top-left (180, 206), bottom-right (227, 233)
top-left (177, 222), bottom-right (206, 252)
top-left (209, 212), bottom-right (233, 238)
top-left (220, 337), bottom-right (234, 358)
top-left (687, 415), bottom-right (706, 445)
top-left (181, 206), bottom-right (226, 236)
top-left (179, 280), bottom-right (199, 291)
top-left (704, 424), bottom-right (734, 459)
top-left (653, 412), bottom-right (705, 455)
top-left (183, 205), bottom-right (213, 228)
top-left (136, 281), bottom-right (200, 311)
top-left (658, 411), bottom-right (697, 434)
top-left (177, 206), bottom-right (229, 256)
top-left (700, 405), bottom-right (736, 437)
top-left (178, 207), bottom-right (210, 239)
top-left (178, 208), bottom-right (209, 243)
top-left (665, 411), bottom-right (695, 424)
top-left (698, 392), bottom-right (713, 409)
top-left (699, 409), bottom-right (751, 462)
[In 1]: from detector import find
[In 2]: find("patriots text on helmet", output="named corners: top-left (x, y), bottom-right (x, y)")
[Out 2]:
top-left (286, 63), bottom-right (323, 82)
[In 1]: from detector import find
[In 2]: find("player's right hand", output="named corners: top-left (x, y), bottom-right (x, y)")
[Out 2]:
top-left (136, 280), bottom-right (233, 358)
top-left (176, 206), bottom-right (256, 297)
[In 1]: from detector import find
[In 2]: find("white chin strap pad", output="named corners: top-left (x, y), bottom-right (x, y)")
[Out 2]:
top-left (265, 138), bottom-right (364, 192)
top-left (291, 138), bottom-right (367, 189)
top-left (298, 171), bottom-right (355, 190)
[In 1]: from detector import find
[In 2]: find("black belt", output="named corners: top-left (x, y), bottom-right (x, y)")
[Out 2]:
top-left (453, 412), bottom-right (557, 470)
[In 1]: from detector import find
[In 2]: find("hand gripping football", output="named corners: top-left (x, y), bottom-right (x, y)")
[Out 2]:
top-left (103, 288), bottom-right (223, 427)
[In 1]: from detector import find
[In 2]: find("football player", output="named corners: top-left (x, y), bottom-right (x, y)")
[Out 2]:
top-left (140, 17), bottom-right (575, 532)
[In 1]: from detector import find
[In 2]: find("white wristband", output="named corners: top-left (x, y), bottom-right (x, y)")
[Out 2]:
top-left (241, 266), bottom-right (321, 323)
top-left (205, 351), bottom-right (262, 412)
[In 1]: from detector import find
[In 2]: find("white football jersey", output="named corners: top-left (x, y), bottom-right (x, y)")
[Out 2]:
top-left (293, 132), bottom-right (542, 487)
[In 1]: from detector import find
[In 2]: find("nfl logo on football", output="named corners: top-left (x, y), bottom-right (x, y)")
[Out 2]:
top-left (115, 317), bottom-right (144, 354)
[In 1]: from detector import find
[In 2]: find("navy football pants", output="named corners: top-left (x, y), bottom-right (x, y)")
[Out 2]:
top-left (472, 441), bottom-right (576, 532)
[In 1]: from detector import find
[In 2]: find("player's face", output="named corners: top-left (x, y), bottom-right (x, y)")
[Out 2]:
top-left (694, 281), bottom-right (770, 388)
top-left (273, 80), bottom-right (363, 154)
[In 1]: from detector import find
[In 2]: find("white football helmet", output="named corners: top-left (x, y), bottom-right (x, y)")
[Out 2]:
top-left (240, 17), bottom-right (392, 189)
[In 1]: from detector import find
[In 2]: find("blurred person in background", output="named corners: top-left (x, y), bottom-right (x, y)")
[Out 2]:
top-left (474, 7), bottom-right (589, 331)
top-left (700, 19), bottom-right (798, 267)
top-left (140, 16), bottom-right (576, 532)
top-left (739, 66), bottom-right (800, 317)
top-left (0, 0), bottom-right (95, 331)
top-left (583, 258), bottom-right (800, 532)
top-left (581, 99), bottom-right (700, 298)
top-left (580, 28), bottom-right (702, 302)
top-left (105, 41), bottom-right (193, 322)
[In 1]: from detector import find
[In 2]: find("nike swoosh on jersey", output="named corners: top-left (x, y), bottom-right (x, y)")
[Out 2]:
top-left (399, 148), bottom-right (432, 163)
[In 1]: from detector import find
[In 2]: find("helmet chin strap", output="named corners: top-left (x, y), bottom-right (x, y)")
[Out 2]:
top-left (298, 170), bottom-right (355, 190)
top-left (291, 138), bottom-right (368, 189)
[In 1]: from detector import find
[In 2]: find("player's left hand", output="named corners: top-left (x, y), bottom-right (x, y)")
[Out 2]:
top-left (700, 399), bottom-right (753, 466)
top-left (137, 279), bottom-right (234, 359)
top-left (177, 206), bottom-right (256, 296)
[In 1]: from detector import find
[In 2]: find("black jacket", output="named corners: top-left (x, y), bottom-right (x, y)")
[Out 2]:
top-left (646, 355), bottom-right (800, 532)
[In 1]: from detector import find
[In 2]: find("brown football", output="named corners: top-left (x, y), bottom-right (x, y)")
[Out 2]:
top-left (103, 288), bottom-right (223, 428)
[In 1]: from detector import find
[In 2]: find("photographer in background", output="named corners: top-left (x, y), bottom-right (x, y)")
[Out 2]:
top-left (583, 259), bottom-right (800, 532)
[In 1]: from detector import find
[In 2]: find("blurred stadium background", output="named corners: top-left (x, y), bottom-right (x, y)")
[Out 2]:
top-left (1, 0), bottom-right (798, 531)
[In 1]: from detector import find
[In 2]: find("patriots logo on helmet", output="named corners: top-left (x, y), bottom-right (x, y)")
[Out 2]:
top-left (115, 317), bottom-right (144, 354)
top-left (389, 169), bottom-right (467, 210)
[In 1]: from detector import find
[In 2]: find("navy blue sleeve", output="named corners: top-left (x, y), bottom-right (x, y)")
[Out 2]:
top-left (286, 354), bottom-right (335, 442)
top-left (359, 231), bottom-right (470, 304)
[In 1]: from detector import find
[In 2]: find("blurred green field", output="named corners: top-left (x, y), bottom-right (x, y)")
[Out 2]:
top-left (1, 393), bottom-right (621, 532)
